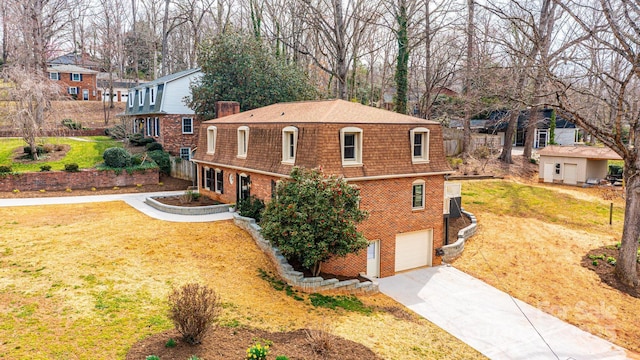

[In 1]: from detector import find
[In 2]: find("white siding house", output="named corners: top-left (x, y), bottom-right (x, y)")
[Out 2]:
top-left (538, 146), bottom-right (622, 186)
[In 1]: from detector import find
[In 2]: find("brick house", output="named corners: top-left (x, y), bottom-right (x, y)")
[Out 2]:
top-left (191, 99), bottom-right (453, 278)
top-left (47, 65), bottom-right (100, 101)
top-left (122, 68), bottom-right (202, 158)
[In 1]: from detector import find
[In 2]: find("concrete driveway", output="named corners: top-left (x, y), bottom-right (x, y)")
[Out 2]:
top-left (378, 266), bottom-right (629, 360)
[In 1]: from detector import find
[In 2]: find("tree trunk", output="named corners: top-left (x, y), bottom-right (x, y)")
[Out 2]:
top-left (394, 1), bottom-right (408, 114)
top-left (462, 0), bottom-right (474, 159)
top-left (523, 106), bottom-right (539, 160)
top-left (499, 111), bottom-right (518, 163)
top-left (616, 163), bottom-right (640, 287)
top-left (161, 0), bottom-right (170, 77)
top-left (312, 261), bottom-right (322, 277)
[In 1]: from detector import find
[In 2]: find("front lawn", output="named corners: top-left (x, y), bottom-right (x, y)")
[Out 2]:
top-left (0, 202), bottom-right (484, 360)
top-left (454, 180), bottom-right (639, 354)
top-left (0, 136), bottom-right (121, 172)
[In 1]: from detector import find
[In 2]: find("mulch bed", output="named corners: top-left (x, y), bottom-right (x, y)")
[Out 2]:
top-left (152, 195), bottom-right (222, 207)
top-left (126, 327), bottom-right (382, 360)
top-left (12, 144), bottom-right (71, 163)
top-left (581, 245), bottom-right (640, 298)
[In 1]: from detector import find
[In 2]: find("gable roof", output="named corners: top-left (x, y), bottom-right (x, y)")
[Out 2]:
top-left (47, 65), bottom-right (98, 74)
top-left (48, 52), bottom-right (102, 69)
top-left (538, 145), bottom-right (622, 160)
top-left (130, 68), bottom-right (201, 91)
top-left (205, 99), bottom-right (439, 125)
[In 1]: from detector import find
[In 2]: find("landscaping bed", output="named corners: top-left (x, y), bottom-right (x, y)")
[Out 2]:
top-left (582, 245), bottom-right (639, 298)
top-left (151, 195), bottom-right (221, 207)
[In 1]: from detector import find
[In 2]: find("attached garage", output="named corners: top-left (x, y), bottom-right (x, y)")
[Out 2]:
top-left (395, 229), bottom-right (433, 272)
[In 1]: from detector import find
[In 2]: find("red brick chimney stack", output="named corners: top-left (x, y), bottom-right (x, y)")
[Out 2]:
top-left (216, 101), bottom-right (240, 118)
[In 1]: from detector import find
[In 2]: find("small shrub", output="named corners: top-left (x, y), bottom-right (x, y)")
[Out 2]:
top-left (275, 356), bottom-right (290, 360)
top-left (607, 256), bottom-right (617, 266)
top-left (105, 124), bottom-right (128, 139)
top-left (42, 143), bottom-right (56, 153)
top-left (180, 190), bottom-right (202, 204)
top-left (168, 283), bottom-right (220, 345)
top-left (165, 338), bottom-right (177, 348)
top-left (0, 165), bottom-right (12, 173)
top-left (592, 260), bottom-right (599, 266)
top-left (246, 342), bottom-right (269, 360)
top-left (40, 165), bottom-right (52, 172)
top-left (529, 158), bottom-right (538, 164)
top-left (12, 189), bottom-right (19, 193)
top-left (237, 195), bottom-right (265, 222)
top-left (64, 163), bottom-right (80, 172)
top-left (145, 356), bottom-right (160, 360)
top-left (305, 326), bottom-right (333, 355)
top-left (54, 144), bottom-right (65, 152)
top-left (129, 133), bottom-right (156, 146)
top-left (473, 146), bottom-right (490, 159)
top-left (148, 150), bottom-right (171, 175)
top-left (103, 147), bottom-right (132, 168)
top-left (61, 118), bottom-right (82, 130)
top-left (146, 142), bottom-right (163, 151)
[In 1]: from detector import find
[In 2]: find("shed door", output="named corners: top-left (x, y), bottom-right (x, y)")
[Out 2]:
top-left (564, 163), bottom-right (578, 185)
top-left (395, 229), bottom-right (433, 272)
top-left (543, 163), bottom-right (554, 183)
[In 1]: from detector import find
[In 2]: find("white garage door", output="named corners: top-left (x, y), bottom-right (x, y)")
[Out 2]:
top-left (564, 163), bottom-right (578, 185)
top-left (395, 229), bottom-right (433, 272)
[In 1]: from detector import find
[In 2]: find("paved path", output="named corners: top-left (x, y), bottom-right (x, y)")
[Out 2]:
top-left (378, 266), bottom-right (630, 360)
top-left (0, 191), bottom-right (234, 222)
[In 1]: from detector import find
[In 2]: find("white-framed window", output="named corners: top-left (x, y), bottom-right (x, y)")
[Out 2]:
top-left (179, 147), bottom-right (191, 160)
top-left (68, 87), bottom-right (78, 95)
top-left (71, 73), bottom-right (81, 81)
top-left (149, 86), bottom-right (157, 105)
top-left (153, 117), bottom-right (160, 137)
top-left (412, 180), bottom-right (425, 210)
top-left (237, 126), bottom-right (249, 158)
top-left (49, 72), bottom-right (59, 80)
top-left (340, 127), bottom-right (363, 166)
top-left (410, 127), bottom-right (430, 163)
top-left (215, 169), bottom-right (224, 193)
top-left (128, 91), bottom-right (134, 107)
top-left (282, 126), bottom-right (298, 164)
top-left (182, 117), bottom-right (193, 134)
top-left (207, 126), bottom-right (217, 154)
top-left (145, 117), bottom-right (152, 136)
top-left (138, 88), bottom-right (145, 106)
top-left (203, 167), bottom-right (213, 190)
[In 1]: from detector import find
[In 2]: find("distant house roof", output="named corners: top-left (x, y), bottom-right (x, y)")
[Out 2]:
top-left (204, 99), bottom-right (440, 125)
top-left (483, 108), bottom-right (576, 132)
top-left (48, 52), bottom-right (102, 70)
top-left (538, 145), bottom-right (622, 160)
top-left (47, 65), bottom-right (98, 74)
top-left (130, 68), bottom-right (201, 91)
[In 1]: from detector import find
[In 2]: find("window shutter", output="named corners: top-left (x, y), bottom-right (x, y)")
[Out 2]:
top-left (201, 167), bottom-right (206, 188)
top-left (70, 73), bottom-right (72, 80)
top-left (220, 170), bottom-right (224, 194)
top-left (80, 74), bottom-right (83, 81)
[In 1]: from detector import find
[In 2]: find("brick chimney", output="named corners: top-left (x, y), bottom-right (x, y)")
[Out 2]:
top-left (216, 101), bottom-right (240, 118)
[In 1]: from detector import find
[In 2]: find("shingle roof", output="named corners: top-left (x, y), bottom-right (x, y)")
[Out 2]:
top-left (131, 68), bottom-right (201, 90)
top-left (47, 65), bottom-right (98, 74)
top-left (538, 145), bottom-right (622, 160)
top-left (205, 99), bottom-right (439, 125)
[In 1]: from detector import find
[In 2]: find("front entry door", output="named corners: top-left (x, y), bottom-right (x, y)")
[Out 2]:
top-left (367, 240), bottom-right (380, 278)
top-left (237, 174), bottom-right (251, 202)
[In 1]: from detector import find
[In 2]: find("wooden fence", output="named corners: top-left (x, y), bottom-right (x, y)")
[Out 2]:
top-left (170, 156), bottom-right (196, 182)
top-left (443, 129), bottom-right (501, 156)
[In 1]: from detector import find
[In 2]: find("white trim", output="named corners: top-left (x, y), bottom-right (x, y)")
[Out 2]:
top-left (281, 126), bottom-right (298, 164)
top-left (182, 117), bottom-right (194, 134)
top-left (410, 127), bottom-right (430, 164)
top-left (207, 126), bottom-right (217, 154)
top-left (237, 126), bottom-right (249, 158)
top-left (214, 168), bottom-right (223, 193)
top-left (49, 72), bottom-right (59, 80)
top-left (128, 91), bottom-right (134, 107)
top-left (412, 179), bottom-right (426, 210)
top-left (68, 87), bottom-right (78, 95)
top-left (179, 147), bottom-right (191, 160)
top-left (149, 86), bottom-right (157, 105)
top-left (340, 126), bottom-right (363, 166)
top-left (138, 88), bottom-right (145, 106)
top-left (71, 73), bottom-right (81, 81)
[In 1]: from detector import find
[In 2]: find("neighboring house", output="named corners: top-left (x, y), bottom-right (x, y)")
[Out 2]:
top-left (482, 108), bottom-right (580, 148)
top-left (538, 146), bottom-right (622, 186)
top-left (47, 65), bottom-right (100, 101)
top-left (191, 99), bottom-right (454, 278)
top-left (48, 52), bottom-right (103, 71)
top-left (97, 74), bottom-right (140, 103)
top-left (122, 68), bottom-right (202, 158)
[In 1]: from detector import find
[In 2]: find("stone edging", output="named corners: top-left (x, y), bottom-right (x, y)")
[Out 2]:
top-left (441, 210), bottom-right (477, 262)
top-left (145, 196), bottom-right (231, 215)
top-left (233, 214), bottom-right (379, 294)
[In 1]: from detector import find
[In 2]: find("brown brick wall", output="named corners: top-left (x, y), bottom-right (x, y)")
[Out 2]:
top-left (55, 72), bottom-right (99, 101)
top-left (197, 164), bottom-right (280, 205)
top-left (158, 114), bottom-right (201, 156)
top-left (0, 168), bottom-right (159, 192)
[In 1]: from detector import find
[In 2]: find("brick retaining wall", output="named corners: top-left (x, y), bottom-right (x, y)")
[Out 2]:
top-left (0, 128), bottom-right (107, 138)
top-left (0, 168), bottom-right (159, 192)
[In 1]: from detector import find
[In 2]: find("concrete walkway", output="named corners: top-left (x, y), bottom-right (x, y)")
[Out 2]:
top-left (0, 191), bottom-right (234, 222)
top-left (378, 266), bottom-right (629, 360)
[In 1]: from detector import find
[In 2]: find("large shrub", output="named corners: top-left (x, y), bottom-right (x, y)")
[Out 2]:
top-left (236, 195), bottom-right (265, 222)
top-left (147, 150), bottom-right (171, 175)
top-left (260, 167), bottom-right (368, 276)
top-left (103, 147), bottom-right (132, 168)
top-left (168, 283), bottom-right (220, 345)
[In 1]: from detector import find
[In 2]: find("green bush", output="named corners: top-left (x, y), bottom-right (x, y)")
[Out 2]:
top-left (61, 118), bottom-right (82, 130)
top-left (23, 145), bottom-right (45, 156)
top-left (148, 150), bottom-right (171, 175)
top-left (40, 165), bottom-right (52, 172)
top-left (237, 195), bottom-right (265, 222)
top-left (165, 338), bottom-right (177, 348)
top-left (146, 142), bottom-right (163, 151)
top-left (103, 147), bottom-right (132, 168)
top-left (131, 154), bottom-right (144, 166)
top-left (129, 133), bottom-right (156, 146)
top-left (64, 163), bottom-right (80, 172)
top-left (0, 165), bottom-right (12, 173)
top-left (145, 356), bottom-right (160, 360)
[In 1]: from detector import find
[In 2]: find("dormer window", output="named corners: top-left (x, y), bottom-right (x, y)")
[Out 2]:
top-left (149, 86), bottom-right (157, 105)
top-left (410, 127), bottom-right (430, 163)
top-left (128, 91), bottom-right (134, 107)
top-left (282, 126), bottom-right (298, 164)
top-left (340, 127), bottom-right (363, 166)
top-left (138, 88), bottom-right (145, 106)
top-left (237, 126), bottom-right (249, 158)
top-left (207, 126), bottom-right (217, 154)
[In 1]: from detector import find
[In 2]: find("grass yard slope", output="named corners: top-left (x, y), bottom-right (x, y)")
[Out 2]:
top-left (453, 180), bottom-right (640, 354)
top-left (0, 202), bottom-right (484, 360)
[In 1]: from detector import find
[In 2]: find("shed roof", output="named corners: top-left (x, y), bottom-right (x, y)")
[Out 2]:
top-left (538, 145), bottom-right (622, 160)
top-left (204, 99), bottom-right (439, 125)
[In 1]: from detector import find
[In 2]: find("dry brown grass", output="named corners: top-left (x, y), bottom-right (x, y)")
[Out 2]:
top-left (0, 201), bottom-right (484, 359)
top-left (454, 181), bottom-right (640, 355)
top-left (0, 101), bottom-right (125, 130)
